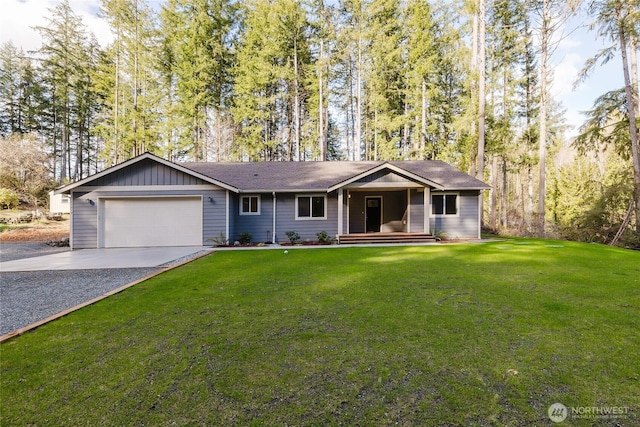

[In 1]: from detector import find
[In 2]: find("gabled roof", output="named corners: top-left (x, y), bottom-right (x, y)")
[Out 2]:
top-left (55, 152), bottom-right (239, 194)
top-left (56, 152), bottom-right (490, 194)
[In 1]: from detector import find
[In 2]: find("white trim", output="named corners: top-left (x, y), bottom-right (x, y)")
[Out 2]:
top-left (69, 191), bottom-right (76, 250)
top-left (346, 190), bottom-right (350, 234)
top-left (55, 152), bottom-right (238, 194)
top-left (424, 187), bottom-right (430, 234)
top-left (478, 192), bottom-right (482, 239)
top-left (239, 194), bottom-right (261, 215)
top-left (70, 184), bottom-right (222, 192)
top-left (272, 192), bottom-right (277, 243)
top-left (225, 190), bottom-right (230, 241)
top-left (337, 188), bottom-right (344, 236)
top-left (328, 162), bottom-right (445, 192)
top-left (430, 192), bottom-right (460, 217)
top-left (406, 189), bottom-right (411, 232)
top-left (295, 194), bottom-right (327, 220)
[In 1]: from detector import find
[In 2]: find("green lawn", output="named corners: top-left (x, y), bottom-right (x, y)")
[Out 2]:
top-left (2, 239), bottom-right (639, 425)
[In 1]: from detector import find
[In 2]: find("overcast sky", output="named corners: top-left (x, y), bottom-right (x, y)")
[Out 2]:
top-left (0, 0), bottom-right (628, 140)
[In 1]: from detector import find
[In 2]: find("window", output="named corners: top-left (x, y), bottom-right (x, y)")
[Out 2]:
top-left (240, 195), bottom-right (260, 215)
top-left (296, 195), bottom-right (326, 220)
top-left (431, 193), bottom-right (458, 216)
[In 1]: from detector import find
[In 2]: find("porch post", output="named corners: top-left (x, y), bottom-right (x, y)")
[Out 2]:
top-left (346, 190), bottom-right (350, 234)
top-left (337, 188), bottom-right (344, 237)
top-left (272, 192), bottom-right (277, 243)
top-left (424, 187), bottom-right (430, 234)
top-left (225, 190), bottom-right (230, 241)
top-left (406, 189), bottom-right (411, 232)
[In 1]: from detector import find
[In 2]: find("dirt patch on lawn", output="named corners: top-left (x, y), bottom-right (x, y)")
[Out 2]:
top-left (0, 219), bottom-right (70, 243)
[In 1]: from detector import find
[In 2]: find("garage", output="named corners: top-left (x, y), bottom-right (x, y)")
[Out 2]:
top-left (101, 197), bottom-right (203, 248)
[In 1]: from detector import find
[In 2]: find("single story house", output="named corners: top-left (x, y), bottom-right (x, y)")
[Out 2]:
top-left (56, 152), bottom-right (490, 249)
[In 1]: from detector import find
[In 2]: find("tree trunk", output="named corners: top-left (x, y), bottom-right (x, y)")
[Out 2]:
top-left (538, 0), bottom-right (549, 235)
top-left (617, 8), bottom-right (640, 233)
top-left (469, 1), bottom-right (479, 177)
top-left (293, 35), bottom-right (301, 162)
top-left (355, 35), bottom-right (363, 161)
top-left (318, 38), bottom-right (325, 161)
top-left (420, 77), bottom-right (427, 156)
top-left (476, 0), bottom-right (486, 227)
top-left (490, 155), bottom-right (498, 229)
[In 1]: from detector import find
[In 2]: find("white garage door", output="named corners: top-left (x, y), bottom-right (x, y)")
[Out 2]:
top-left (102, 197), bottom-right (202, 248)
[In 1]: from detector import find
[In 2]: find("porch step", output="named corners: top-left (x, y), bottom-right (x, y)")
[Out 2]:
top-left (338, 233), bottom-right (436, 245)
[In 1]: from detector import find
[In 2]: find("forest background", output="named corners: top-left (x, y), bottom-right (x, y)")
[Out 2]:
top-left (1, 0), bottom-right (638, 248)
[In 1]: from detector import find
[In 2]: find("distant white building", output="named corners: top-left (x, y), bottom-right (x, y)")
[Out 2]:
top-left (49, 191), bottom-right (71, 213)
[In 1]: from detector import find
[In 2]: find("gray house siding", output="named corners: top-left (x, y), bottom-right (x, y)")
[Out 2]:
top-left (71, 191), bottom-right (97, 249)
top-left (232, 193), bottom-right (275, 243)
top-left (71, 188), bottom-right (226, 249)
top-left (92, 158), bottom-right (207, 186)
top-left (430, 190), bottom-right (480, 238)
top-left (409, 189), bottom-right (426, 233)
top-left (275, 192), bottom-right (338, 242)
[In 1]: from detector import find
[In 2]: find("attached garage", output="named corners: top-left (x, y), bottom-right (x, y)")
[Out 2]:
top-left (100, 197), bottom-right (203, 248)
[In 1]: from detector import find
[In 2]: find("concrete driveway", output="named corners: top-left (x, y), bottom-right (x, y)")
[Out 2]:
top-left (0, 246), bottom-right (212, 272)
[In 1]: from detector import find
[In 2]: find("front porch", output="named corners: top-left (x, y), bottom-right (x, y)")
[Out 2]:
top-left (338, 232), bottom-right (436, 245)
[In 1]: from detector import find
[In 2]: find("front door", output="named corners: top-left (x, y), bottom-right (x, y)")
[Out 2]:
top-left (365, 196), bottom-right (382, 232)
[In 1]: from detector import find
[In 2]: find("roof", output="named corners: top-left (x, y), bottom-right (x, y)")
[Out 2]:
top-left (55, 152), bottom-right (238, 194)
top-left (56, 152), bottom-right (490, 194)
top-left (182, 159), bottom-right (490, 192)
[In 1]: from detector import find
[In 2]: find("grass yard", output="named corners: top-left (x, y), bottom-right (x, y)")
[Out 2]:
top-left (1, 239), bottom-right (639, 425)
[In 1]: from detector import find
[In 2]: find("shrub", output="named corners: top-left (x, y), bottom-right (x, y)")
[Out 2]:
top-left (316, 230), bottom-right (331, 244)
top-left (238, 232), bottom-right (252, 244)
top-left (285, 230), bottom-right (300, 244)
top-left (0, 188), bottom-right (19, 209)
top-left (207, 232), bottom-right (229, 247)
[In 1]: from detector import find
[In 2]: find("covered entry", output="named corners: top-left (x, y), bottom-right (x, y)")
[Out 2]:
top-left (100, 196), bottom-right (202, 248)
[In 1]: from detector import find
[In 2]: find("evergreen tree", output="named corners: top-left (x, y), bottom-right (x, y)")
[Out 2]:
top-left (35, 0), bottom-right (99, 182)
top-left (100, 0), bottom-right (160, 164)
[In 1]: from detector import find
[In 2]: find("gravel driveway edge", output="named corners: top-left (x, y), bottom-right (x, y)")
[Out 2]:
top-left (0, 250), bottom-right (214, 343)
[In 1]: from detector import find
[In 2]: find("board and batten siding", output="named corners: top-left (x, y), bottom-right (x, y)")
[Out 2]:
top-left (430, 190), bottom-right (480, 238)
top-left (91, 158), bottom-right (208, 186)
top-left (71, 189), bottom-right (226, 249)
top-left (275, 192), bottom-right (338, 242)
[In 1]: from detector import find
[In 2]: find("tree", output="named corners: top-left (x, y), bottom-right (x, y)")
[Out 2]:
top-left (578, 0), bottom-right (640, 233)
top-left (100, 0), bottom-right (160, 164)
top-left (0, 134), bottom-right (54, 206)
top-left (35, 0), bottom-right (99, 182)
top-left (159, 0), bottom-right (236, 161)
top-left (232, 0), bottom-right (314, 161)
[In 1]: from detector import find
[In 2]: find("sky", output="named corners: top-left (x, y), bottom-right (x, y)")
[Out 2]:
top-left (0, 0), bottom-right (631, 141)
